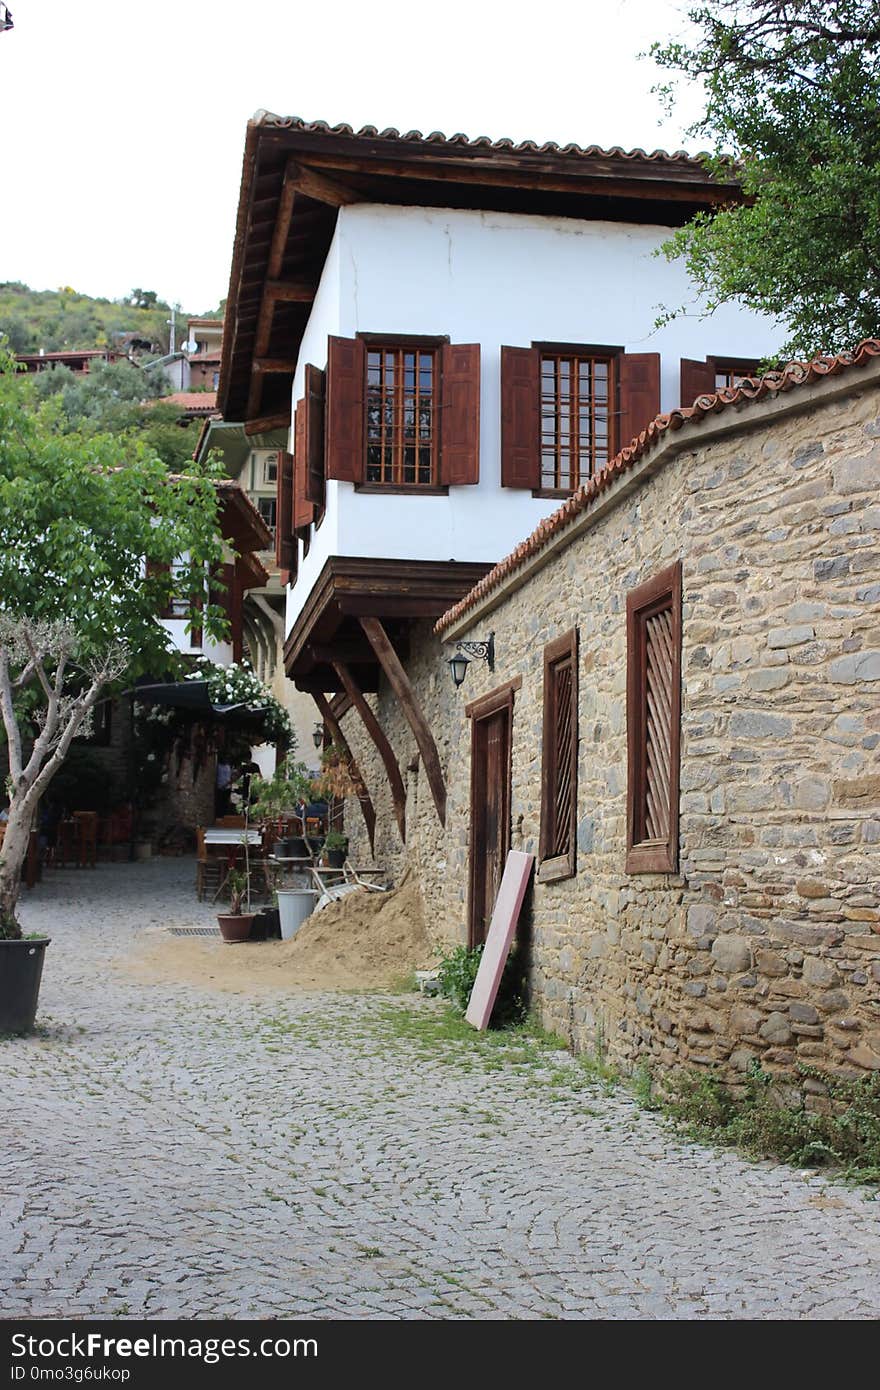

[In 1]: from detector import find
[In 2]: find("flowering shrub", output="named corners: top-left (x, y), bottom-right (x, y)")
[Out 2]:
top-left (192, 659), bottom-right (291, 742)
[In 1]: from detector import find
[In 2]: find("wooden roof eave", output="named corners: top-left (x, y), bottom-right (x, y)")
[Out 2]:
top-left (219, 118), bottom-right (742, 427)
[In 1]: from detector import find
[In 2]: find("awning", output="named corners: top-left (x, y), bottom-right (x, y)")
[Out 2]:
top-left (131, 679), bottom-right (271, 728)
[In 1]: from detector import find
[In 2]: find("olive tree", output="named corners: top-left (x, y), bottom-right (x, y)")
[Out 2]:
top-left (0, 347), bottom-right (227, 936)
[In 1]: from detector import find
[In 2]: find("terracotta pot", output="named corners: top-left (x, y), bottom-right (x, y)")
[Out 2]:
top-left (217, 913), bottom-right (255, 943)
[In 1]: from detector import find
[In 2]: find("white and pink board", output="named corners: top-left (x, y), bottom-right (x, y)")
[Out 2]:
top-left (465, 850), bottom-right (534, 1030)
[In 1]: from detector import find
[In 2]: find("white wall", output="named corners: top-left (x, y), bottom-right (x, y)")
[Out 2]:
top-left (286, 202), bottom-right (781, 631)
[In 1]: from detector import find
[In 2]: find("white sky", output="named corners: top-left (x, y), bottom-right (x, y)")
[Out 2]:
top-left (0, 0), bottom-right (704, 313)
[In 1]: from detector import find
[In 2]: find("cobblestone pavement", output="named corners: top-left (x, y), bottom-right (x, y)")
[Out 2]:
top-left (3, 858), bottom-right (880, 1320)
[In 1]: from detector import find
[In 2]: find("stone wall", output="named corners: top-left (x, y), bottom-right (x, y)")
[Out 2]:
top-left (340, 372), bottom-right (880, 1083)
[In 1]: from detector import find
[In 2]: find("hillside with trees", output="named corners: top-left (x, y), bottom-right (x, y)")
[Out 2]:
top-left (0, 281), bottom-right (225, 355)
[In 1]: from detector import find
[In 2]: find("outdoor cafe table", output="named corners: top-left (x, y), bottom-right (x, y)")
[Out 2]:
top-left (203, 828), bottom-right (262, 847)
top-left (204, 827), bottom-right (262, 902)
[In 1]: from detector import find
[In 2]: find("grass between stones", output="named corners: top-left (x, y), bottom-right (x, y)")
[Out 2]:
top-left (366, 994), bottom-right (880, 1187)
top-left (635, 1061), bottom-right (880, 1187)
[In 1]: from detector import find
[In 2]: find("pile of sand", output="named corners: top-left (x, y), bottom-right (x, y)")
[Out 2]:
top-left (124, 873), bottom-right (435, 994)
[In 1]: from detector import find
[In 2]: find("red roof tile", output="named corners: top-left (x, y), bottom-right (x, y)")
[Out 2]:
top-left (163, 391), bottom-right (218, 414)
top-left (436, 338), bottom-right (880, 635)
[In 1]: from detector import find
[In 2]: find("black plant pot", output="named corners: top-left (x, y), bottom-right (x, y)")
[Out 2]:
top-left (250, 909), bottom-right (281, 942)
top-left (325, 849), bottom-right (346, 868)
top-left (0, 938), bottom-right (50, 1035)
top-left (274, 837), bottom-right (308, 860)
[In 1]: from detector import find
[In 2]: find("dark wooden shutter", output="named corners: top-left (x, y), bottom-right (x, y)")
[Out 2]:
top-left (304, 363), bottom-right (326, 507)
top-left (626, 561), bottom-right (682, 874)
top-left (618, 351), bottom-right (660, 450)
top-left (293, 400), bottom-right (313, 531)
top-left (538, 629), bottom-right (578, 881)
top-left (326, 335), bottom-right (365, 483)
top-left (275, 448), bottom-right (294, 570)
top-left (439, 342), bottom-right (480, 485)
top-left (500, 345), bottom-right (540, 488)
top-left (680, 357), bottom-right (715, 408)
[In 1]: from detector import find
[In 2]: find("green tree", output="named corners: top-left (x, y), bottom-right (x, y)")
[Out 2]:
top-left (651, 0), bottom-right (880, 357)
top-left (0, 347), bottom-right (227, 934)
top-left (32, 359), bottom-right (198, 469)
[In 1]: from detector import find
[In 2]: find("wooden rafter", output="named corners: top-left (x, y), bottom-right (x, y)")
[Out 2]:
top-left (267, 158), bottom-right (299, 279)
top-left (287, 160), bottom-right (362, 207)
top-left (359, 616), bottom-right (446, 827)
top-left (311, 690), bottom-right (376, 853)
top-left (244, 413), bottom-right (290, 436)
top-left (333, 661), bottom-right (406, 843)
top-left (247, 271), bottom-right (317, 419)
top-left (254, 358), bottom-right (298, 374)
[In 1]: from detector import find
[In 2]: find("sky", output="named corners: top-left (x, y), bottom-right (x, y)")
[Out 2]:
top-left (0, 0), bottom-right (705, 314)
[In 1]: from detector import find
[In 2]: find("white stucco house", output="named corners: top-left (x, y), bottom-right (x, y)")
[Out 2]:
top-left (215, 114), bottom-right (782, 840)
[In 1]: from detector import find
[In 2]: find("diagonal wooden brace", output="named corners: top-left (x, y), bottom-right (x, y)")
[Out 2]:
top-left (333, 661), bottom-right (406, 843)
top-left (359, 616), bottom-right (446, 828)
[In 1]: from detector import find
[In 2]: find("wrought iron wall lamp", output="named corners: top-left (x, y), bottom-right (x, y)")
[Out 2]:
top-left (446, 632), bottom-right (495, 688)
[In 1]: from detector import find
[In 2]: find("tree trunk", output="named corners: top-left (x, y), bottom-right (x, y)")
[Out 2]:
top-left (0, 797), bottom-right (34, 937)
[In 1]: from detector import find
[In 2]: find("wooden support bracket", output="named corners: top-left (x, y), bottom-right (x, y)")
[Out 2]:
top-left (312, 690), bottom-right (376, 854)
top-left (333, 661), bottom-right (406, 844)
top-left (359, 616), bottom-right (446, 827)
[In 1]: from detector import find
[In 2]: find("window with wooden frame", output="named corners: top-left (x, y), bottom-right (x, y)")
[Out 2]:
top-left (540, 353), bottom-right (613, 492)
top-left (325, 335), bottom-right (480, 490)
top-left (539, 629), bottom-right (579, 882)
top-left (366, 344), bottom-right (438, 486)
top-left (626, 561), bottom-right (682, 875)
top-left (680, 356), bottom-right (761, 406)
top-left (501, 344), bottom-right (660, 493)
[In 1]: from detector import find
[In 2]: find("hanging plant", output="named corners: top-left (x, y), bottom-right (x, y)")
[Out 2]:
top-left (191, 658), bottom-right (291, 742)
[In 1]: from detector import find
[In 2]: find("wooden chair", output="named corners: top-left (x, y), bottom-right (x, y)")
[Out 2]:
top-left (195, 827), bottom-right (224, 901)
top-left (215, 814), bottom-right (246, 829)
top-left (72, 811), bottom-right (98, 869)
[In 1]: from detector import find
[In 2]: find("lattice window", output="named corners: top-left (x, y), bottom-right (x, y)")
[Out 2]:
top-left (539, 629), bottom-right (579, 881)
top-left (366, 346), bottom-right (437, 486)
top-left (626, 562), bottom-right (682, 874)
top-left (540, 353), bottom-right (613, 492)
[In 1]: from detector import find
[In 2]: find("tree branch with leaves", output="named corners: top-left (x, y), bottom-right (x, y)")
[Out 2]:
top-left (651, 0), bottom-right (880, 358)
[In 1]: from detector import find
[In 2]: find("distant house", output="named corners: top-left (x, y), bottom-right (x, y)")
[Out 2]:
top-left (16, 348), bottom-right (124, 374)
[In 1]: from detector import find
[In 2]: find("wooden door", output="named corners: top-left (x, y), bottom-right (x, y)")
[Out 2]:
top-left (468, 701), bottom-right (512, 947)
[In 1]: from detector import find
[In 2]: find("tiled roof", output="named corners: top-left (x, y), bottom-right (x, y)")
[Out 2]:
top-left (253, 111), bottom-right (706, 167)
top-left (163, 391), bottom-right (218, 414)
top-left (436, 338), bottom-right (880, 635)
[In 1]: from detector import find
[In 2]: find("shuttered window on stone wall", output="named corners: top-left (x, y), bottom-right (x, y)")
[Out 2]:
top-left (539, 629), bottom-right (579, 882)
top-left (626, 561), bottom-right (682, 874)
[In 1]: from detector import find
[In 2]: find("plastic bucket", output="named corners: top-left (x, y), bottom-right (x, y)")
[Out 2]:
top-left (0, 938), bottom-right (50, 1034)
top-left (277, 889), bottom-right (318, 940)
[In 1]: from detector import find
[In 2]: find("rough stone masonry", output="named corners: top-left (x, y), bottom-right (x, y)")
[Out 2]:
top-left (340, 356), bottom-right (880, 1091)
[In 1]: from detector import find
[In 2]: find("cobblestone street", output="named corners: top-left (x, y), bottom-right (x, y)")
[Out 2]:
top-left (3, 859), bottom-right (880, 1320)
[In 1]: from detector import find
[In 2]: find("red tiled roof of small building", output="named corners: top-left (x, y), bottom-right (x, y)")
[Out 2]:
top-left (436, 338), bottom-right (880, 635)
top-left (163, 391), bottom-right (218, 414)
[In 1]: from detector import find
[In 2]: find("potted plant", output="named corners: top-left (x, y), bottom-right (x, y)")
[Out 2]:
top-left (250, 891), bottom-right (281, 941)
top-left (322, 828), bottom-right (349, 869)
top-left (251, 757), bottom-right (313, 859)
top-left (216, 868), bottom-right (255, 943)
